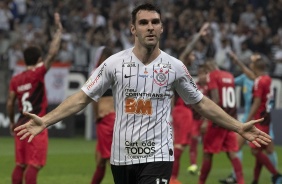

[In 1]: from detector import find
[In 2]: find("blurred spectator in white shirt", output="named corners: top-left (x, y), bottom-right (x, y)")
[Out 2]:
top-left (8, 42), bottom-right (23, 73)
top-left (84, 7), bottom-right (106, 29)
top-left (57, 41), bottom-right (73, 63)
top-left (0, 1), bottom-right (13, 31)
top-left (14, 0), bottom-right (27, 23)
top-left (240, 4), bottom-right (256, 29)
top-left (273, 47), bottom-right (282, 77)
top-left (215, 37), bottom-right (232, 71)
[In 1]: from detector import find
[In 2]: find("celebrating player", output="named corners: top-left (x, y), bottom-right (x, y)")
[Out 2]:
top-left (228, 52), bottom-right (282, 184)
top-left (199, 59), bottom-right (245, 184)
top-left (89, 46), bottom-right (114, 184)
top-left (15, 3), bottom-right (271, 184)
top-left (7, 13), bottom-right (62, 184)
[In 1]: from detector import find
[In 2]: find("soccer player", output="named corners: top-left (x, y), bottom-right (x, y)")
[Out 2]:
top-left (170, 94), bottom-right (193, 184)
top-left (228, 52), bottom-right (282, 184)
top-left (15, 3), bottom-right (271, 184)
top-left (6, 13), bottom-right (62, 184)
top-left (188, 65), bottom-right (208, 175)
top-left (219, 53), bottom-right (279, 184)
top-left (90, 46), bottom-right (114, 184)
top-left (198, 59), bottom-right (244, 184)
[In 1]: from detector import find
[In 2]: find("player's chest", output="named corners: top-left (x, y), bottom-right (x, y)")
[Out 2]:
top-left (115, 62), bottom-right (175, 90)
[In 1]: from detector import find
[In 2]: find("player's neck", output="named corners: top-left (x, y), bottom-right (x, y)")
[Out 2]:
top-left (255, 70), bottom-right (266, 76)
top-left (26, 65), bottom-right (35, 70)
top-left (133, 44), bottom-right (160, 65)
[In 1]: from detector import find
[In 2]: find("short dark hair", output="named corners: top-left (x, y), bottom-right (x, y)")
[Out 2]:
top-left (23, 46), bottom-right (42, 66)
top-left (101, 47), bottom-right (113, 59)
top-left (253, 55), bottom-right (268, 71)
top-left (131, 3), bottom-right (161, 25)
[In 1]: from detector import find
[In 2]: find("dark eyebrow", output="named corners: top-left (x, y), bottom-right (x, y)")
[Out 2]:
top-left (138, 18), bottom-right (161, 24)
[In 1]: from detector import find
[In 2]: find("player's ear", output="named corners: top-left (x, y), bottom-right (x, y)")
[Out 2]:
top-left (130, 24), bottom-right (136, 36)
top-left (160, 22), bottom-right (163, 34)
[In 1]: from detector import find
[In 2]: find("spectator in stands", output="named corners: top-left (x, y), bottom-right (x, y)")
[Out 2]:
top-left (0, 1), bottom-right (13, 32)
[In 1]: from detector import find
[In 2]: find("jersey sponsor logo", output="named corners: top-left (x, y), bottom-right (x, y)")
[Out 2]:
top-left (125, 98), bottom-right (153, 115)
top-left (222, 78), bottom-right (233, 83)
top-left (138, 74), bottom-right (153, 78)
top-left (124, 88), bottom-right (164, 99)
top-left (125, 140), bottom-right (155, 157)
top-left (86, 63), bottom-right (106, 90)
top-left (182, 65), bottom-right (198, 91)
top-left (124, 74), bottom-right (136, 78)
top-left (157, 62), bottom-right (171, 69)
top-left (154, 68), bottom-right (169, 86)
top-left (122, 62), bottom-right (136, 67)
top-left (17, 83), bottom-right (32, 92)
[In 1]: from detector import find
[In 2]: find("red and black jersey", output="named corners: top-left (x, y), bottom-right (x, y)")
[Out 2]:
top-left (207, 70), bottom-right (237, 119)
top-left (253, 75), bottom-right (272, 125)
top-left (9, 63), bottom-right (48, 125)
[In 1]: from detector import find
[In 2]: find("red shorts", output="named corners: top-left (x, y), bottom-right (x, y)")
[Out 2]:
top-left (249, 124), bottom-right (269, 150)
top-left (191, 119), bottom-right (203, 137)
top-left (172, 106), bottom-right (193, 145)
top-left (96, 112), bottom-right (115, 159)
top-left (203, 122), bottom-right (238, 153)
top-left (15, 129), bottom-right (48, 166)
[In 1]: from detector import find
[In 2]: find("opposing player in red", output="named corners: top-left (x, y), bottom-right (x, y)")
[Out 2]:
top-left (198, 59), bottom-right (244, 184)
top-left (6, 13), bottom-right (62, 184)
top-left (89, 46), bottom-right (115, 184)
top-left (170, 94), bottom-right (193, 184)
top-left (187, 65), bottom-right (208, 175)
top-left (229, 52), bottom-right (282, 184)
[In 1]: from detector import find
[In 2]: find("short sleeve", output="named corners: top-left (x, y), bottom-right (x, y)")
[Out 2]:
top-left (81, 57), bottom-right (114, 101)
top-left (34, 63), bottom-right (47, 80)
top-left (174, 63), bottom-right (203, 105)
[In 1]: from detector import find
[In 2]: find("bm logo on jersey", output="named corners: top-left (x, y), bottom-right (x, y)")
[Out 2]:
top-left (153, 68), bottom-right (169, 86)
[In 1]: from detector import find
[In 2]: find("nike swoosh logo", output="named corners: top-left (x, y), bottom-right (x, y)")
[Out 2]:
top-left (124, 74), bottom-right (136, 78)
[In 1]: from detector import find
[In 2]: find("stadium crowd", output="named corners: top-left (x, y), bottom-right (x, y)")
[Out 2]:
top-left (1, 0), bottom-right (282, 78)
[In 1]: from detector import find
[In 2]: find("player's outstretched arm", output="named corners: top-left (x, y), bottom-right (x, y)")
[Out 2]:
top-left (44, 13), bottom-right (63, 70)
top-left (191, 96), bottom-right (271, 147)
top-left (15, 90), bottom-right (93, 142)
top-left (228, 51), bottom-right (256, 80)
top-left (179, 22), bottom-right (209, 64)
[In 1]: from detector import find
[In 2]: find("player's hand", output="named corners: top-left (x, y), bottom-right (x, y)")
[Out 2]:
top-left (250, 54), bottom-right (261, 62)
top-left (199, 22), bottom-right (210, 36)
top-left (237, 118), bottom-right (271, 147)
top-left (14, 112), bottom-right (46, 142)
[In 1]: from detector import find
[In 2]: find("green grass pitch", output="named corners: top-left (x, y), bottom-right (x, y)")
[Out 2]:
top-left (1, 137), bottom-right (281, 184)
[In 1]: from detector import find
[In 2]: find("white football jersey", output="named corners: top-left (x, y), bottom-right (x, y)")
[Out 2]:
top-left (82, 48), bottom-right (203, 165)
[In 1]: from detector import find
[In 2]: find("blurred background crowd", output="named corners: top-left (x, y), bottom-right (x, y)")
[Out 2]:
top-left (1, 0), bottom-right (282, 79)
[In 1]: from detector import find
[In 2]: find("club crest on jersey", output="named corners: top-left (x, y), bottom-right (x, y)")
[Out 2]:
top-left (122, 62), bottom-right (136, 67)
top-left (153, 68), bottom-right (169, 86)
